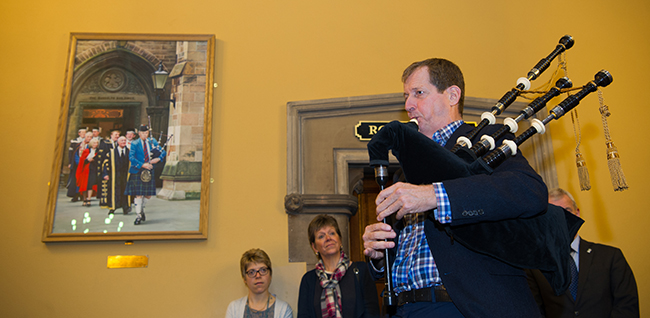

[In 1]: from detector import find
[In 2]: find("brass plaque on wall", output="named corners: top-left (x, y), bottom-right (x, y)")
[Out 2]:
top-left (107, 255), bottom-right (148, 269)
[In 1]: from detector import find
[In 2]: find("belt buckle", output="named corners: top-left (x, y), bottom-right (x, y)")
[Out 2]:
top-left (433, 284), bottom-right (452, 302)
top-left (397, 287), bottom-right (433, 306)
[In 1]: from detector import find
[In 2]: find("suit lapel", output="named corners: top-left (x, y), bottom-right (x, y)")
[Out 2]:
top-left (577, 239), bottom-right (594, 301)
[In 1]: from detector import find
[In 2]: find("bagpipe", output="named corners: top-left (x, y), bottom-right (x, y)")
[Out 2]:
top-left (147, 115), bottom-right (173, 161)
top-left (141, 117), bottom-right (172, 183)
top-left (367, 35), bottom-right (610, 301)
top-left (450, 34), bottom-right (574, 154)
top-left (150, 133), bottom-right (173, 160)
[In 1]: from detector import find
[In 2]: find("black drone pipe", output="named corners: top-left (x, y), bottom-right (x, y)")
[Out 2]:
top-left (516, 77), bottom-right (573, 121)
top-left (482, 70), bottom-right (612, 169)
top-left (450, 35), bottom-right (574, 153)
top-left (467, 77), bottom-right (573, 159)
top-left (528, 35), bottom-right (575, 80)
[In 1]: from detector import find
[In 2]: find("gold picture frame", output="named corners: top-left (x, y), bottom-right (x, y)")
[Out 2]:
top-left (42, 33), bottom-right (215, 242)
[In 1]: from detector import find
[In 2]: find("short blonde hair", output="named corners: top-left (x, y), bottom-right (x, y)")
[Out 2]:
top-left (239, 248), bottom-right (272, 278)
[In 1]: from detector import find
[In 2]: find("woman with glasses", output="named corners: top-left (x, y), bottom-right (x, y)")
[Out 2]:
top-left (298, 215), bottom-right (379, 318)
top-left (226, 248), bottom-right (293, 318)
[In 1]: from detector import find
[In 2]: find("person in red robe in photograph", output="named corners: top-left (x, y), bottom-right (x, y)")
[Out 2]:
top-left (76, 138), bottom-right (100, 206)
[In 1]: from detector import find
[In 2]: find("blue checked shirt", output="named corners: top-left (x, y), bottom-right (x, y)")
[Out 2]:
top-left (391, 120), bottom-right (463, 293)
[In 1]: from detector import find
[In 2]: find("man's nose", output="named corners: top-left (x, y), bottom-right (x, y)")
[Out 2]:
top-left (404, 97), bottom-right (415, 112)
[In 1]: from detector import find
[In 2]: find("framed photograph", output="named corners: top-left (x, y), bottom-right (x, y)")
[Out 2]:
top-left (42, 33), bottom-right (215, 242)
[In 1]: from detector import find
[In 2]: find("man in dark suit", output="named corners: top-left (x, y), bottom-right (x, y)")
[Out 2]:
top-left (362, 58), bottom-right (548, 317)
top-left (97, 129), bottom-right (120, 202)
top-left (101, 136), bottom-right (131, 215)
top-left (526, 188), bottom-right (639, 318)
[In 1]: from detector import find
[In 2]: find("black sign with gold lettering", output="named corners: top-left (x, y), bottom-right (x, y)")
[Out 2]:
top-left (355, 121), bottom-right (392, 141)
top-left (355, 120), bottom-right (477, 141)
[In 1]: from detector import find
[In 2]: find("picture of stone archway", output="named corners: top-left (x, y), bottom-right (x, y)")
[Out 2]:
top-left (43, 33), bottom-right (215, 242)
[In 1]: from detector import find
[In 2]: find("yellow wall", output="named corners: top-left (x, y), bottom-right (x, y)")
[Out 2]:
top-left (1, 0), bottom-right (648, 316)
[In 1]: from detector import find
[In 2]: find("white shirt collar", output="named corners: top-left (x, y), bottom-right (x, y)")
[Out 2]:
top-left (571, 235), bottom-right (580, 253)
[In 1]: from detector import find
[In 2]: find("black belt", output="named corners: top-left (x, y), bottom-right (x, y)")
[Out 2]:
top-left (397, 285), bottom-right (452, 306)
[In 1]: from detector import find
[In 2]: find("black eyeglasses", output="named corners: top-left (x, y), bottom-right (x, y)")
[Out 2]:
top-left (246, 267), bottom-right (270, 278)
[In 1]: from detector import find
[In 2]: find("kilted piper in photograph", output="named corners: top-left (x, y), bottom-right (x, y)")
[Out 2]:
top-left (126, 124), bottom-right (166, 225)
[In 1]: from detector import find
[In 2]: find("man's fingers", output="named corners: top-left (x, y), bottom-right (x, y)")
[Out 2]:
top-left (362, 222), bottom-right (396, 260)
top-left (363, 248), bottom-right (384, 259)
top-left (375, 182), bottom-right (400, 206)
top-left (377, 204), bottom-right (403, 221)
top-left (364, 240), bottom-right (395, 251)
top-left (376, 183), bottom-right (437, 221)
top-left (363, 240), bottom-right (395, 259)
top-left (375, 182), bottom-right (410, 220)
top-left (363, 223), bottom-right (394, 239)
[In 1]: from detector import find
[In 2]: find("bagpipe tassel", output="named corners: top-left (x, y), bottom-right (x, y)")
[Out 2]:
top-left (598, 89), bottom-right (628, 191)
top-left (575, 151), bottom-right (591, 191)
top-left (605, 140), bottom-right (628, 191)
top-left (563, 53), bottom-right (592, 191)
top-left (571, 110), bottom-right (591, 191)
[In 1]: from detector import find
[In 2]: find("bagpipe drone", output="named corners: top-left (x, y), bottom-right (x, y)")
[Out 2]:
top-left (140, 116), bottom-right (172, 183)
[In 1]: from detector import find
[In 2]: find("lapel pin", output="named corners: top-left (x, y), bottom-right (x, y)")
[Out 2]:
top-left (587, 248), bottom-right (592, 253)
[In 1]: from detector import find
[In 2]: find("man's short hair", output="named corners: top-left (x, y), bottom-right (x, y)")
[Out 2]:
top-left (239, 248), bottom-right (272, 279)
top-left (402, 58), bottom-right (465, 115)
top-left (548, 188), bottom-right (577, 210)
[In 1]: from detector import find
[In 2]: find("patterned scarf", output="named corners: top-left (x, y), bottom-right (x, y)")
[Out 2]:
top-left (315, 250), bottom-right (351, 318)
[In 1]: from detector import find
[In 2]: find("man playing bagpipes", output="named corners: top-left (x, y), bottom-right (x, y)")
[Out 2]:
top-left (125, 125), bottom-right (166, 225)
top-left (362, 58), bottom-right (579, 318)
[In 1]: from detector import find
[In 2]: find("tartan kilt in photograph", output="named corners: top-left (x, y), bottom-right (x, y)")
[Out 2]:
top-left (125, 170), bottom-right (156, 196)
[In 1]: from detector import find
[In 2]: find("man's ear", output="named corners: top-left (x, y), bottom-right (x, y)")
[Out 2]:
top-left (446, 85), bottom-right (461, 107)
